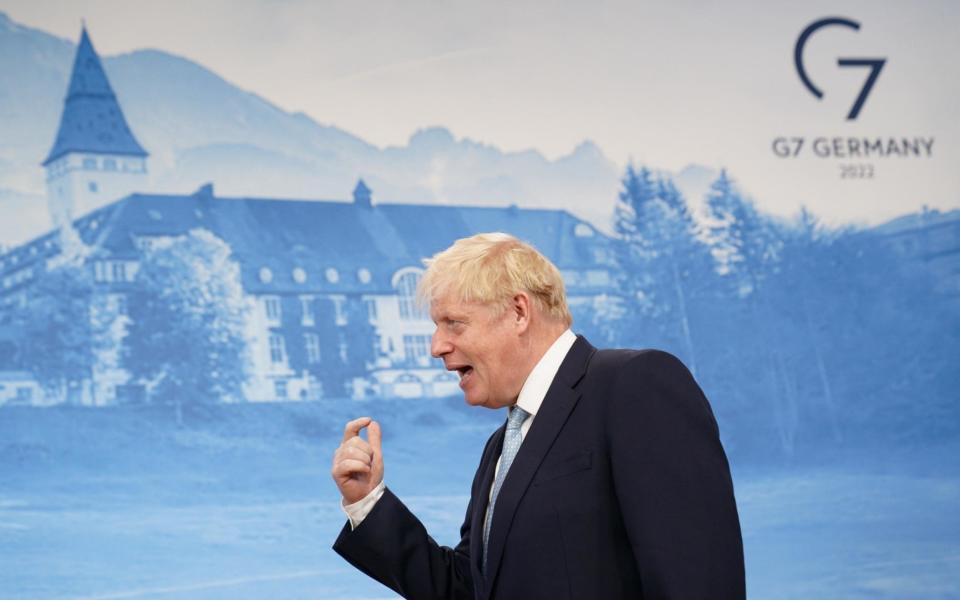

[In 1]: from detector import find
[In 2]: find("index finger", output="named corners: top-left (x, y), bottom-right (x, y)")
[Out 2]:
top-left (342, 416), bottom-right (373, 443)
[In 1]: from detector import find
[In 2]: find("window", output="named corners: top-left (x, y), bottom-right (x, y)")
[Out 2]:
top-left (364, 298), bottom-right (378, 322)
top-left (134, 236), bottom-right (169, 252)
top-left (264, 296), bottom-right (282, 323)
top-left (2, 268), bottom-right (33, 289)
top-left (88, 181), bottom-right (99, 193)
top-left (269, 334), bottom-right (286, 364)
top-left (303, 333), bottom-right (320, 365)
top-left (93, 261), bottom-right (135, 283)
top-left (274, 379), bottom-right (288, 399)
top-left (332, 296), bottom-right (347, 326)
top-left (113, 294), bottom-right (128, 316)
top-left (300, 296), bottom-right (315, 326)
top-left (111, 262), bottom-right (126, 282)
top-left (15, 387), bottom-right (33, 404)
top-left (326, 267), bottom-right (340, 283)
top-left (396, 270), bottom-right (426, 320)
top-left (83, 157), bottom-right (97, 169)
top-left (292, 267), bottom-right (307, 284)
top-left (403, 334), bottom-right (432, 364)
top-left (103, 158), bottom-right (117, 171)
top-left (304, 333), bottom-right (321, 364)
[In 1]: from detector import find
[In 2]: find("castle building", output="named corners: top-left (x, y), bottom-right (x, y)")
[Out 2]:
top-left (0, 27), bottom-right (619, 406)
top-left (42, 27), bottom-right (148, 232)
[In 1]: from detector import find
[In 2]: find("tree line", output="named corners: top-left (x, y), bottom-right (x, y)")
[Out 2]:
top-left (2, 167), bottom-right (956, 458)
top-left (571, 165), bottom-right (959, 459)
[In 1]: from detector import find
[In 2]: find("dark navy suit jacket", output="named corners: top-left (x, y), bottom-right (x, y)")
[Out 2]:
top-left (334, 336), bottom-right (745, 599)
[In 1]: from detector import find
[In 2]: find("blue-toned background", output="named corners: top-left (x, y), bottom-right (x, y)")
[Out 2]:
top-left (1, 2), bottom-right (958, 598)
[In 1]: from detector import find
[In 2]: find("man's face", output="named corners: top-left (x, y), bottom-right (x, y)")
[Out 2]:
top-left (430, 292), bottom-right (528, 409)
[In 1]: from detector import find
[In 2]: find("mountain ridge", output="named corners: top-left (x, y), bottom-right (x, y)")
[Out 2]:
top-left (0, 10), bottom-right (631, 245)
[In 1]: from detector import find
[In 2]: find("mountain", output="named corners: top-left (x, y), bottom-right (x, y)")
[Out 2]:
top-left (0, 11), bottom-right (622, 245)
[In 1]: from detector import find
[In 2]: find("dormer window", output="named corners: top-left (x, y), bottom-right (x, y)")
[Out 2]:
top-left (574, 223), bottom-right (595, 237)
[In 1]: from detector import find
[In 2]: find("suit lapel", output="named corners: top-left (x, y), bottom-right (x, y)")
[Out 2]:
top-left (481, 336), bottom-right (595, 598)
top-left (471, 424), bottom-right (504, 581)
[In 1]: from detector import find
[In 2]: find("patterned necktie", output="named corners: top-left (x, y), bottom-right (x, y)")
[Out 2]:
top-left (482, 405), bottom-right (530, 572)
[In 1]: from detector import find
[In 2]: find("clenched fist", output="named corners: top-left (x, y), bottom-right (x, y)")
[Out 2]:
top-left (331, 416), bottom-right (384, 504)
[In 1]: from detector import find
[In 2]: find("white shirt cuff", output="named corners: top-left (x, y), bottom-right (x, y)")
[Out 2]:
top-left (341, 480), bottom-right (386, 530)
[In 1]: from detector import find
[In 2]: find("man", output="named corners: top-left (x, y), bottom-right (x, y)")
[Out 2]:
top-left (331, 233), bottom-right (745, 599)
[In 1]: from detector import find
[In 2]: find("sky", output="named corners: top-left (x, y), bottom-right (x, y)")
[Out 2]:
top-left (3, 0), bottom-right (958, 225)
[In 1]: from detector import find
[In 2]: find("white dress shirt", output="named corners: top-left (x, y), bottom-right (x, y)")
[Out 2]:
top-left (342, 329), bottom-right (578, 529)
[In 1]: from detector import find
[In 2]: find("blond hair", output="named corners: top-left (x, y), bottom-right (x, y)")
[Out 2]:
top-left (418, 232), bottom-right (572, 326)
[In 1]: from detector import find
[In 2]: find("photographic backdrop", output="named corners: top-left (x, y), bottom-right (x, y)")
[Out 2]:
top-left (1, 2), bottom-right (958, 598)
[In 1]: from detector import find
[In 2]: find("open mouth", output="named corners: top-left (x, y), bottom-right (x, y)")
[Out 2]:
top-left (453, 366), bottom-right (474, 386)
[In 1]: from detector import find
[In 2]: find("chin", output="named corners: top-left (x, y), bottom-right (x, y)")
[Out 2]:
top-left (463, 391), bottom-right (499, 409)
top-left (463, 393), bottom-right (487, 407)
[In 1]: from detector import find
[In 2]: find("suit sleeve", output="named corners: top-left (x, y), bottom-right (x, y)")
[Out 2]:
top-left (332, 433), bottom-right (497, 600)
top-left (607, 350), bottom-right (745, 599)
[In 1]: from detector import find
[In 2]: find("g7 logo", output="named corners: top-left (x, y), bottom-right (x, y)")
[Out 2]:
top-left (794, 17), bottom-right (886, 120)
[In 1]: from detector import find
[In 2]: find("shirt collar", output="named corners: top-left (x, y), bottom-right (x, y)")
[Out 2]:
top-left (515, 329), bottom-right (577, 418)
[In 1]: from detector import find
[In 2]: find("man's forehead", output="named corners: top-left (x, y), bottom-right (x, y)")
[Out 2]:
top-left (430, 293), bottom-right (487, 319)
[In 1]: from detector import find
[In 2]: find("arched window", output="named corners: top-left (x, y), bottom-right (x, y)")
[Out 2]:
top-left (393, 269), bottom-right (427, 320)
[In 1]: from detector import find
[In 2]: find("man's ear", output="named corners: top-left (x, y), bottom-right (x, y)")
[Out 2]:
top-left (510, 292), bottom-right (532, 333)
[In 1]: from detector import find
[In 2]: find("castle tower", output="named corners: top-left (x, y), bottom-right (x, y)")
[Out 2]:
top-left (42, 26), bottom-right (148, 229)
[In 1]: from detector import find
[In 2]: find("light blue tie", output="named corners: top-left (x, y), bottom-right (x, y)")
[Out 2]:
top-left (482, 405), bottom-right (530, 572)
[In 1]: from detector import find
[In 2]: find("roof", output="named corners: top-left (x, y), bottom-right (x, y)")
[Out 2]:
top-left (89, 190), bottom-right (613, 295)
top-left (42, 27), bottom-right (148, 165)
top-left (0, 187), bottom-right (616, 297)
top-left (871, 208), bottom-right (960, 237)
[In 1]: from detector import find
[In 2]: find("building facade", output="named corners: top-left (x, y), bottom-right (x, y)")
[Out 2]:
top-left (0, 27), bottom-right (620, 406)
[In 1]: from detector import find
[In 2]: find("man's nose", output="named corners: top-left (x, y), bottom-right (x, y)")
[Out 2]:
top-left (431, 330), bottom-right (452, 358)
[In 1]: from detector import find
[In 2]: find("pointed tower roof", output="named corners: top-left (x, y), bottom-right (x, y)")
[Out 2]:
top-left (42, 26), bottom-right (147, 166)
top-left (353, 178), bottom-right (372, 208)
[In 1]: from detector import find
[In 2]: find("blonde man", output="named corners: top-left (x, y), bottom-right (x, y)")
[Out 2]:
top-left (332, 233), bottom-right (744, 599)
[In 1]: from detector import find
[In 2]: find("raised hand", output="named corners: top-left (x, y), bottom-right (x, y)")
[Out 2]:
top-left (331, 416), bottom-right (384, 504)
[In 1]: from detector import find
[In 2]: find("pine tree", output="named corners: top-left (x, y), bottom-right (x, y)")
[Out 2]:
top-left (611, 164), bottom-right (661, 344)
top-left (611, 164), bottom-right (713, 375)
top-left (704, 171), bottom-right (798, 454)
top-left (704, 169), bottom-right (779, 292)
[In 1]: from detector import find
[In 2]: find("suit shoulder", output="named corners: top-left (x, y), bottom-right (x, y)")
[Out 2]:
top-left (591, 347), bottom-right (692, 378)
